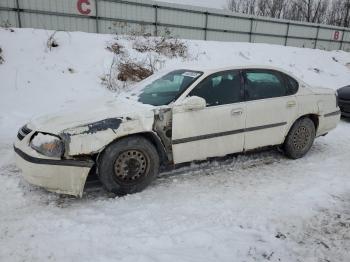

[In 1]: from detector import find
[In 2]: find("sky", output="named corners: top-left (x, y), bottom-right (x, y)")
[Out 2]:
top-left (155, 0), bottom-right (228, 9)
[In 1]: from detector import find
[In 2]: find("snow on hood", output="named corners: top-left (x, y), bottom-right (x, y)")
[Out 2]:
top-left (29, 96), bottom-right (155, 134)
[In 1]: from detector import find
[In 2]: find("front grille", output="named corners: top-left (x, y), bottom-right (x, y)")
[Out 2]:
top-left (17, 125), bottom-right (32, 141)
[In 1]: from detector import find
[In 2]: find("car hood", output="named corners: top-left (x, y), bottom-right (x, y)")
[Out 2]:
top-left (29, 96), bottom-right (155, 134)
top-left (338, 86), bottom-right (350, 100)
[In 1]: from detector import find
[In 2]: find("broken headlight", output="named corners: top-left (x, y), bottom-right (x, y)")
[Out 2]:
top-left (30, 133), bottom-right (64, 158)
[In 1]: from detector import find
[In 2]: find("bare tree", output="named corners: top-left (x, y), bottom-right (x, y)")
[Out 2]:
top-left (323, 0), bottom-right (349, 26)
top-left (283, 0), bottom-right (328, 23)
top-left (226, 0), bottom-right (240, 12)
top-left (242, 0), bottom-right (258, 15)
top-left (270, 0), bottom-right (285, 18)
top-left (328, 0), bottom-right (344, 26)
top-left (339, 0), bottom-right (350, 27)
top-left (226, 0), bottom-right (350, 28)
top-left (226, 0), bottom-right (257, 15)
top-left (261, 0), bottom-right (286, 18)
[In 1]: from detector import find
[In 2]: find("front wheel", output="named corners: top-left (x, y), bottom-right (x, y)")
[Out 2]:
top-left (284, 117), bottom-right (316, 159)
top-left (98, 136), bottom-right (160, 195)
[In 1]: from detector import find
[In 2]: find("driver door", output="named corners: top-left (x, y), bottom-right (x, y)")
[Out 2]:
top-left (171, 70), bottom-right (246, 164)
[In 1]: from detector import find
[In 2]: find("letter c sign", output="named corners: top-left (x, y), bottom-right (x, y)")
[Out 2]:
top-left (77, 0), bottom-right (91, 15)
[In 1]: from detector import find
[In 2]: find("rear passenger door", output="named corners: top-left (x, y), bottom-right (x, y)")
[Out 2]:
top-left (242, 69), bottom-right (298, 150)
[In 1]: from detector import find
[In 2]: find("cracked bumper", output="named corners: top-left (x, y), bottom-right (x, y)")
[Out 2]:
top-left (14, 143), bottom-right (94, 197)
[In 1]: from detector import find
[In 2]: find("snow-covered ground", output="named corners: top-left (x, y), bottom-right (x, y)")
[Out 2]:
top-left (1, 28), bottom-right (350, 262)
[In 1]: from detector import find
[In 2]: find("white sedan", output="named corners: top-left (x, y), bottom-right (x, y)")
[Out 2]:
top-left (14, 65), bottom-right (341, 197)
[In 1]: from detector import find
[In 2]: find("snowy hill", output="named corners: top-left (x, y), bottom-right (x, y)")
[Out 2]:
top-left (0, 28), bottom-right (350, 262)
top-left (1, 28), bottom-right (350, 139)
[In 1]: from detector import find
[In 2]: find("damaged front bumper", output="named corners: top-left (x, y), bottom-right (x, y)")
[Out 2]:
top-left (14, 131), bottom-right (94, 197)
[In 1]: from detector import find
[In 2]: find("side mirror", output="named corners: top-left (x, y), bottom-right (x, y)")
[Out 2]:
top-left (180, 96), bottom-right (206, 111)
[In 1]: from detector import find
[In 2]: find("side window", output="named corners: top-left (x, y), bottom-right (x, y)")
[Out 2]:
top-left (243, 70), bottom-right (287, 101)
top-left (189, 70), bottom-right (242, 107)
top-left (285, 75), bottom-right (299, 95)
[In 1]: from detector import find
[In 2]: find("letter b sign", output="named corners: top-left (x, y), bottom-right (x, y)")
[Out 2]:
top-left (333, 31), bottom-right (340, 41)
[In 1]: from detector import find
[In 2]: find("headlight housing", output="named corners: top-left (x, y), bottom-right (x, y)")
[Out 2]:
top-left (30, 133), bottom-right (64, 158)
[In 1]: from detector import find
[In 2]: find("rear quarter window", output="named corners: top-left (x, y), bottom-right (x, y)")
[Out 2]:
top-left (285, 75), bottom-right (299, 95)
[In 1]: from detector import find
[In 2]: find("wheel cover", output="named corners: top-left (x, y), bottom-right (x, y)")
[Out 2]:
top-left (114, 150), bottom-right (149, 183)
top-left (292, 126), bottom-right (311, 150)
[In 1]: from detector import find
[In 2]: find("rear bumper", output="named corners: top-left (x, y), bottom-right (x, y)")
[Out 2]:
top-left (14, 145), bottom-right (93, 197)
top-left (317, 110), bottom-right (341, 136)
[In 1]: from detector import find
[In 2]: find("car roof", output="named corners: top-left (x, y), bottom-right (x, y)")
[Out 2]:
top-left (184, 65), bottom-right (295, 75)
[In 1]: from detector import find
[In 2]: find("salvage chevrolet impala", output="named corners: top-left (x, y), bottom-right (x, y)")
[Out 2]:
top-left (14, 65), bottom-right (341, 197)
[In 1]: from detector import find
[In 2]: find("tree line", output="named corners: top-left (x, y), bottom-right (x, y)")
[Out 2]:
top-left (226, 0), bottom-right (350, 27)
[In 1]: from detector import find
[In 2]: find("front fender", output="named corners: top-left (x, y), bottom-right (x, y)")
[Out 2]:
top-left (61, 116), bottom-right (155, 156)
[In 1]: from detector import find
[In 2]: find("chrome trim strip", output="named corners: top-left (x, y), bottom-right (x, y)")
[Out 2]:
top-left (173, 122), bottom-right (287, 145)
top-left (14, 146), bottom-right (94, 168)
top-left (324, 110), bottom-right (341, 118)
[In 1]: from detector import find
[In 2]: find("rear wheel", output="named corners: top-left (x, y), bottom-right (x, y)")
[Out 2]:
top-left (98, 136), bottom-right (160, 195)
top-left (284, 117), bottom-right (316, 159)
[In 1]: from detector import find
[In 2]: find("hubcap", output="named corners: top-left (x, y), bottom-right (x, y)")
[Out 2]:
top-left (292, 126), bottom-right (311, 150)
top-left (114, 150), bottom-right (148, 183)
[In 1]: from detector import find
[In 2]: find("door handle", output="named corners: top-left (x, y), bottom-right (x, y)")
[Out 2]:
top-left (231, 109), bottom-right (243, 116)
top-left (287, 101), bottom-right (296, 108)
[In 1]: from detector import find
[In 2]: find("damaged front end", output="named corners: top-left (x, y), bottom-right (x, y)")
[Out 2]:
top-left (59, 114), bottom-right (155, 157)
top-left (14, 100), bottom-right (174, 197)
top-left (14, 126), bottom-right (94, 197)
top-left (153, 107), bottom-right (173, 163)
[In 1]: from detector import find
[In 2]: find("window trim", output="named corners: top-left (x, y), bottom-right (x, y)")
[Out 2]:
top-left (187, 69), bottom-right (244, 107)
top-left (242, 69), bottom-right (297, 102)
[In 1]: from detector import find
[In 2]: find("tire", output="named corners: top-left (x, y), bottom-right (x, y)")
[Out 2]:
top-left (284, 117), bottom-right (316, 159)
top-left (98, 136), bottom-right (160, 195)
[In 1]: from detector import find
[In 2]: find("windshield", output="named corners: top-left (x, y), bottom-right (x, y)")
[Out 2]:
top-left (135, 70), bottom-right (203, 106)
